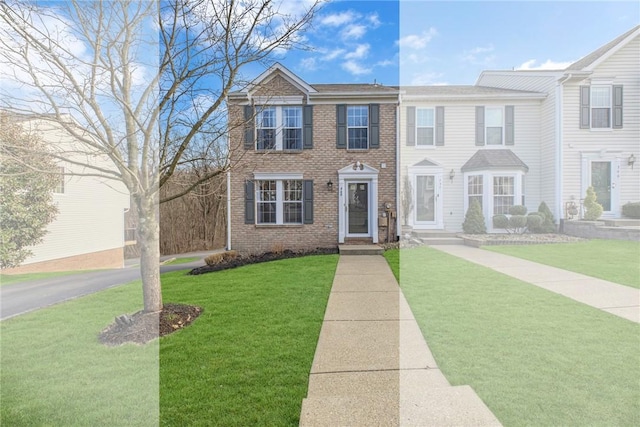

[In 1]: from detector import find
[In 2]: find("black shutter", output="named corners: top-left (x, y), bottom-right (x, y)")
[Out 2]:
top-left (336, 105), bottom-right (347, 148)
top-left (369, 104), bottom-right (380, 148)
top-left (435, 106), bottom-right (445, 146)
top-left (505, 105), bottom-right (514, 146)
top-left (244, 106), bottom-right (254, 149)
top-left (303, 180), bottom-right (313, 224)
top-left (303, 105), bottom-right (313, 148)
top-left (406, 106), bottom-right (416, 146)
top-left (244, 180), bottom-right (255, 224)
top-left (613, 85), bottom-right (623, 129)
top-left (475, 106), bottom-right (485, 146)
top-left (580, 86), bottom-right (590, 129)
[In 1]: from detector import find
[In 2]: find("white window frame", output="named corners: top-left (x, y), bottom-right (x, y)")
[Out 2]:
top-left (492, 175), bottom-right (515, 215)
top-left (590, 85), bottom-right (612, 130)
top-left (254, 173), bottom-right (304, 225)
top-left (485, 107), bottom-right (504, 146)
top-left (53, 166), bottom-right (65, 194)
top-left (347, 105), bottom-right (369, 150)
top-left (416, 107), bottom-right (435, 147)
top-left (256, 105), bottom-right (303, 151)
top-left (467, 174), bottom-right (483, 210)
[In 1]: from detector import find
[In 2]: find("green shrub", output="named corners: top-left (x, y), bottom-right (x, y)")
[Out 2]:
top-left (509, 215), bottom-right (527, 232)
top-left (583, 186), bottom-right (603, 220)
top-left (622, 202), bottom-right (640, 219)
top-left (508, 205), bottom-right (527, 216)
top-left (462, 199), bottom-right (486, 234)
top-left (526, 213), bottom-right (543, 231)
top-left (537, 201), bottom-right (557, 233)
top-left (492, 214), bottom-right (509, 229)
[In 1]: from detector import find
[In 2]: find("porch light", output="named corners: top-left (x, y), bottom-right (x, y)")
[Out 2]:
top-left (327, 180), bottom-right (333, 191)
top-left (628, 153), bottom-right (636, 169)
top-left (449, 169), bottom-right (455, 181)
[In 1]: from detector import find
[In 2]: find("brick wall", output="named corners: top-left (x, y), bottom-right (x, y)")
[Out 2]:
top-left (228, 84), bottom-right (397, 254)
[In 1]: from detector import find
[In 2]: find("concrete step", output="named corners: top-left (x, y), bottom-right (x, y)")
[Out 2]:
top-left (411, 230), bottom-right (459, 238)
top-left (339, 244), bottom-right (384, 255)
top-left (420, 237), bottom-right (465, 245)
top-left (300, 385), bottom-right (502, 426)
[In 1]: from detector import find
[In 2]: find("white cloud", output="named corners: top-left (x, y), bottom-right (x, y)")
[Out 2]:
top-left (299, 57), bottom-right (317, 71)
top-left (342, 60), bottom-right (371, 76)
top-left (516, 59), bottom-right (572, 70)
top-left (322, 48), bottom-right (346, 61)
top-left (376, 59), bottom-right (394, 67)
top-left (409, 71), bottom-right (446, 86)
top-left (367, 13), bottom-right (381, 28)
top-left (320, 11), bottom-right (356, 27)
top-left (342, 24), bottom-right (367, 40)
top-left (461, 44), bottom-right (496, 65)
top-left (345, 44), bottom-right (370, 60)
top-left (397, 28), bottom-right (438, 49)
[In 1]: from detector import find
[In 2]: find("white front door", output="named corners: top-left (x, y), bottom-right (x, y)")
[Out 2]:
top-left (582, 155), bottom-right (620, 217)
top-left (414, 174), bottom-right (440, 227)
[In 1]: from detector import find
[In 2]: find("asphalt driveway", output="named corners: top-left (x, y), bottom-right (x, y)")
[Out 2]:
top-left (0, 251), bottom-right (217, 320)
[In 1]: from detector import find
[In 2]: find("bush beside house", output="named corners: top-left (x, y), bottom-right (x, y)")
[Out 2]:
top-left (583, 186), bottom-right (603, 221)
top-left (462, 199), bottom-right (486, 234)
top-left (622, 202), bottom-right (640, 219)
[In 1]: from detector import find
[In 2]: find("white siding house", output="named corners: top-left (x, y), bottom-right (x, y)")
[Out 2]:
top-left (3, 115), bottom-right (130, 274)
top-left (399, 86), bottom-right (546, 232)
top-left (477, 25), bottom-right (640, 222)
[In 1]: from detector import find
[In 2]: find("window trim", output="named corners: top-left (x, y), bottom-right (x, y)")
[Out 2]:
top-left (485, 106), bottom-right (504, 146)
top-left (590, 85), bottom-right (612, 130)
top-left (254, 174), bottom-right (304, 225)
top-left (255, 105), bottom-right (303, 151)
top-left (416, 107), bottom-right (435, 147)
top-left (53, 166), bottom-right (65, 194)
top-left (347, 105), bottom-right (369, 150)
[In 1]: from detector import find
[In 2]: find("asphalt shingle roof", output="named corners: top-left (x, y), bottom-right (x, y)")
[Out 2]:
top-left (401, 85), bottom-right (543, 96)
top-left (566, 25), bottom-right (639, 71)
top-left (461, 149), bottom-right (529, 172)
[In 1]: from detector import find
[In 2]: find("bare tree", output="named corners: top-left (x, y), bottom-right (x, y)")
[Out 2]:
top-left (0, 0), bottom-right (321, 313)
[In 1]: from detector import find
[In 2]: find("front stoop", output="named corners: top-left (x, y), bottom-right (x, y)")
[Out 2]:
top-left (339, 244), bottom-right (384, 255)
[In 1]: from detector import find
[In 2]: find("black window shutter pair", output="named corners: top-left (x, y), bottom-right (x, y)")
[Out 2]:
top-left (405, 106), bottom-right (445, 146)
top-left (475, 106), bottom-right (515, 146)
top-left (244, 180), bottom-right (313, 224)
top-left (243, 105), bottom-right (314, 149)
top-left (580, 85), bottom-right (623, 129)
top-left (336, 104), bottom-right (380, 148)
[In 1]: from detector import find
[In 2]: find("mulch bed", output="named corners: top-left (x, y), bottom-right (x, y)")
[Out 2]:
top-left (188, 247), bottom-right (339, 275)
top-left (98, 303), bottom-right (202, 346)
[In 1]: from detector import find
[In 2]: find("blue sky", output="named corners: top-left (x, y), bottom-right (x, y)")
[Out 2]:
top-left (267, 0), bottom-right (639, 86)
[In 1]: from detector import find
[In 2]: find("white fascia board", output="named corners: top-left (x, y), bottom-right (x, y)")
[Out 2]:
top-left (402, 93), bottom-right (547, 102)
top-left (252, 96), bottom-right (304, 105)
top-left (253, 172), bottom-right (304, 180)
top-left (583, 29), bottom-right (640, 72)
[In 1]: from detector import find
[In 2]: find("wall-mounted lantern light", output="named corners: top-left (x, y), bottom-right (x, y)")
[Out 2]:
top-left (449, 169), bottom-right (455, 182)
top-left (628, 153), bottom-right (636, 169)
top-left (327, 180), bottom-right (333, 191)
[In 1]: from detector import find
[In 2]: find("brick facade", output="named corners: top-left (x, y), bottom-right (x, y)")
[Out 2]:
top-left (228, 67), bottom-right (398, 254)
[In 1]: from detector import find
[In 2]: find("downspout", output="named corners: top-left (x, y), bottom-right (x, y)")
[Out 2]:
top-left (226, 170), bottom-right (231, 250)
top-left (395, 95), bottom-right (401, 240)
top-left (555, 74), bottom-right (572, 223)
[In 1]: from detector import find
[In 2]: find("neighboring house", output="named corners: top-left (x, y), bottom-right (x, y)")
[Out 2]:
top-left (2, 115), bottom-right (130, 274)
top-left (477, 25), bottom-right (640, 222)
top-left (227, 63), bottom-right (399, 253)
top-left (399, 86), bottom-right (547, 232)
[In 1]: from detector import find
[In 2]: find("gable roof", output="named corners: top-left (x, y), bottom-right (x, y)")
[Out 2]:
top-left (566, 25), bottom-right (640, 71)
top-left (461, 149), bottom-right (529, 173)
top-left (245, 62), bottom-right (317, 95)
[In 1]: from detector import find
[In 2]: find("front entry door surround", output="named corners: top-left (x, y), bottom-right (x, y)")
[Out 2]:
top-left (338, 163), bottom-right (379, 243)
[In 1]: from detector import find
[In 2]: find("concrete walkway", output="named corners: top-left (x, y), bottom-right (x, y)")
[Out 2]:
top-left (299, 255), bottom-right (502, 426)
top-left (431, 245), bottom-right (640, 323)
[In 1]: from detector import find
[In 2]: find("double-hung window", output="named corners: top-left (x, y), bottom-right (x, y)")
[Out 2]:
top-left (467, 175), bottom-right (483, 209)
top-left (256, 106), bottom-right (303, 150)
top-left (256, 179), bottom-right (303, 225)
top-left (53, 166), bottom-right (65, 194)
top-left (485, 107), bottom-right (503, 145)
top-left (416, 108), bottom-right (434, 146)
top-left (590, 86), bottom-right (611, 129)
top-left (347, 106), bottom-right (368, 149)
top-left (493, 176), bottom-right (514, 214)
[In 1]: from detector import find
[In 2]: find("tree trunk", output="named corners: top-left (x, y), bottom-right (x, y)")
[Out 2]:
top-left (135, 193), bottom-right (162, 313)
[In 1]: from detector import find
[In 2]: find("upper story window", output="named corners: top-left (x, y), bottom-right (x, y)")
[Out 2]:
top-left (485, 107), bottom-right (504, 145)
top-left (347, 105), bottom-right (368, 150)
top-left (580, 84), bottom-right (623, 130)
top-left (416, 108), bottom-right (434, 146)
top-left (256, 106), bottom-right (303, 151)
top-left (590, 86), bottom-right (611, 129)
top-left (53, 166), bottom-right (65, 194)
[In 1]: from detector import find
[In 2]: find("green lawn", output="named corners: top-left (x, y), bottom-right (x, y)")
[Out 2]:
top-left (385, 247), bottom-right (640, 427)
top-left (485, 239), bottom-right (640, 289)
top-left (1, 255), bottom-right (338, 426)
